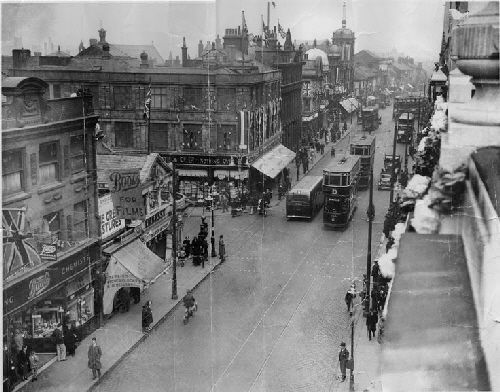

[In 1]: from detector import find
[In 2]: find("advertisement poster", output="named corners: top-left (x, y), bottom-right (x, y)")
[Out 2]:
top-left (98, 194), bottom-right (126, 240)
top-left (106, 169), bottom-right (145, 220)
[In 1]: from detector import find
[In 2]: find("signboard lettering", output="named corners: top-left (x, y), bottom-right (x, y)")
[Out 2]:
top-left (162, 154), bottom-right (247, 167)
top-left (28, 272), bottom-right (50, 300)
top-left (40, 244), bottom-right (57, 261)
top-left (98, 194), bottom-right (125, 239)
top-left (106, 169), bottom-right (145, 220)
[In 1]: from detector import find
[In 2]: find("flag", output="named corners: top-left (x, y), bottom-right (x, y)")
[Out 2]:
top-left (272, 1), bottom-right (276, 8)
top-left (262, 18), bottom-right (267, 33)
top-left (143, 83), bottom-right (151, 120)
top-left (242, 12), bottom-right (248, 35)
top-left (278, 22), bottom-right (286, 39)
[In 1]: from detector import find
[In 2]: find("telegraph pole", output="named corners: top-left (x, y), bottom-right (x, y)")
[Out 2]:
top-left (171, 163), bottom-right (178, 300)
top-left (389, 122), bottom-right (398, 205)
top-left (365, 167), bottom-right (374, 316)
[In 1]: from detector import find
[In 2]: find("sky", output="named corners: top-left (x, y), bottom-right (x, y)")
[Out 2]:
top-left (1, 0), bottom-right (445, 62)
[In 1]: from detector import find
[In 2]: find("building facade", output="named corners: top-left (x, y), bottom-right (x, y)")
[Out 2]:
top-left (2, 77), bottom-right (101, 352)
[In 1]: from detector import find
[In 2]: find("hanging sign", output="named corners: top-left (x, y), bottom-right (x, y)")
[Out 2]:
top-left (106, 169), bottom-right (145, 220)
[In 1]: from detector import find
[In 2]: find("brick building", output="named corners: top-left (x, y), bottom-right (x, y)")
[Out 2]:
top-left (2, 76), bottom-right (101, 352)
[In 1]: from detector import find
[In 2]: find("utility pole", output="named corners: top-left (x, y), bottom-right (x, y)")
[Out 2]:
top-left (349, 314), bottom-right (355, 391)
top-left (211, 200), bottom-right (217, 257)
top-left (171, 163), bottom-right (178, 300)
top-left (404, 112), bottom-right (409, 172)
top-left (365, 167), bottom-right (374, 316)
top-left (389, 122), bottom-right (398, 205)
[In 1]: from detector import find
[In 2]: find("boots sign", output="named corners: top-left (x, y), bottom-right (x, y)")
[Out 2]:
top-left (106, 169), bottom-right (145, 220)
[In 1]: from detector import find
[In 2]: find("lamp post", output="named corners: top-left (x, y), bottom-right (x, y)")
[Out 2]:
top-left (171, 163), bottom-right (178, 300)
top-left (389, 122), bottom-right (398, 206)
top-left (349, 314), bottom-right (355, 390)
top-left (365, 167), bottom-right (374, 316)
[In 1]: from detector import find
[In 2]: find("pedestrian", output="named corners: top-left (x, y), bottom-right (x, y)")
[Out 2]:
top-left (16, 345), bottom-right (30, 381)
top-left (366, 204), bottom-right (375, 222)
top-left (320, 142), bottom-right (325, 155)
top-left (219, 235), bottom-right (226, 262)
top-left (142, 300), bottom-right (153, 333)
top-left (64, 321), bottom-right (78, 357)
top-left (52, 324), bottom-right (66, 361)
top-left (12, 329), bottom-right (23, 359)
top-left (200, 236), bottom-right (208, 268)
top-left (345, 284), bottom-right (357, 315)
top-left (28, 350), bottom-right (39, 382)
top-left (367, 310), bottom-right (378, 341)
top-left (377, 317), bottom-right (385, 344)
top-left (371, 260), bottom-right (380, 282)
top-left (130, 287), bottom-right (141, 304)
top-left (338, 342), bottom-right (349, 382)
top-left (331, 147), bottom-right (336, 157)
top-left (221, 192), bottom-right (228, 213)
top-left (4, 342), bottom-right (17, 389)
top-left (87, 337), bottom-right (102, 380)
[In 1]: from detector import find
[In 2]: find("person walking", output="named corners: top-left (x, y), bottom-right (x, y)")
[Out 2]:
top-left (28, 350), bottom-right (39, 382)
top-left (16, 345), bottom-right (30, 381)
top-left (221, 192), bottom-right (229, 213)
top-left (12, 329), bottom-right (23, 360)
top-left (142, 300), bottom-right (153, 333)
top-left (64, 322), bottom-right (78, 357)
top-left (52, 324), bottom-right (66, 361)
top-left (367, 310), bottom-right (378, 341)
top-left (87, 337), bottom-right (102, 380)
top-left (219, 235), bottom-right (225, 263)
top-left (338, 342), bottom-right (350, 382)
top-left (345, 284), bottom-right (357, 315)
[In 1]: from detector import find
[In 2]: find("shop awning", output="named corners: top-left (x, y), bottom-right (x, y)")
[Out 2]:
top-left (251, 144), bottom-right (296, 179)
top-left (103, 239), bottom-right (168, 314)
top-left (214, 169), bottom-right (249, 179)
top-left (340, 98), bottom-right (359, 113)
top-left (177, 169), bottom-right (208, 177)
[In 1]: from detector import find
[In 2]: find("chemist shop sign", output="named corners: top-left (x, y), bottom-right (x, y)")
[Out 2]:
top-left (3, 243), bottom-right (100, 316)
top-left (98, 194), bottom-right (126, 240)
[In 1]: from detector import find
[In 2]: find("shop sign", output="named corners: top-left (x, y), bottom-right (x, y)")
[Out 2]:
top-left (98, 194), bottom-right (126, 240)
top-left (163, 154), bottom-right (247, 167)
top-left (144, 205), bottom-right (167, 229)
top-left (40, 243), bottom-right (57, 261)
top-left (3, 242), bottom-right (100, 316)
top-left (141, 218), bottom-right (171, 243)
top-left (106, 169), bottom-right (146, 220)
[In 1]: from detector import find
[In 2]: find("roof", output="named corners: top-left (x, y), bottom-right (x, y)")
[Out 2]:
top-left (1, 76), bottom-right (48, 91)
top-left (354, 65), bottom-right (378, 80)
top-left (323, 155), bottom-right (360, 173)
top-left (383, 234), bottom-right (489, 391)
top-left (96, 153), bottom-right (170, 185)
top-left (333, 27), bottom-right (354, 38)
top-left (111, 44), bottom-right (164, 63)
top-left (391, 62), bottom-right (411, 72)
top-left (350, 134), bottom-right (375, 146)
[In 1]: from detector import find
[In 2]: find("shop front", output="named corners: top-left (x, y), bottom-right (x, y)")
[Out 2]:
top-left (250, 144), bottom-right (296, 194)
top-left (3, 242), bottom-right (101, 352)
top-left (102, 237), bottom-right (168, 315)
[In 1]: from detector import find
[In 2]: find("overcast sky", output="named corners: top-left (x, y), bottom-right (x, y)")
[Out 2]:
top-left (2, 0), bottom-right (444, 61)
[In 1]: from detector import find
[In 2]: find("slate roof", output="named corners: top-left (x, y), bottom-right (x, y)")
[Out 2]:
top-left (96, 153), bottom-right (170, 185)
top-left (111, 44), bottom-right (164, 63)
top-left (354, 65), bottom-right (377, 80)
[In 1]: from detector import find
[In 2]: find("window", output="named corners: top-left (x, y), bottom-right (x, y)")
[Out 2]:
top-left (133, 86), bottom-right (145, 110)
top-left (183, 87), bottom-right (203, 110)
top-left (151, 123), bottom-right (169, 150)
top-left (182, 124), bottom-right (202, 150)
top-left (151, 87), bottom-right (168, 109)
top-left (39, 142), bottom-right (59, 184)
top-left (52, 84), bottom-right (61, 99)
top-left (70, 135), bottom-right (85, 174)
top-left (2, 149), bottom-right (24, 195)
top-left (217, 125), bottom-right (237, 151)
top-left (73, 200), bottom-right (88, 241)
top-left (217, 88), bottom-right (236, 111)
top-left (114, 122), bottom-right (134, 148)
top-left (113, 86), bottom-right (133, 109)
top-left (42, 211), bottom-right (61, 243)
top-left (100, 85), bottom-right (111, 109)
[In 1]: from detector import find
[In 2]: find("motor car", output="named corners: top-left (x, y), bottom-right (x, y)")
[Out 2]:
top-left (378, 170), bottom-right (393, 191)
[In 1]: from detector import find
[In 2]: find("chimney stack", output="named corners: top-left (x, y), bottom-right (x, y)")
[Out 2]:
top-left (102, 43), bottom-right (110, 59)
top-left (181, 37), bottom-right (188, 67)
top-left (90, 38), bottom-right (98, 46)
top-left (12, 49), bottom-right (31, 69)
top-left (198, 40), bottom-right (203, 58)
top-left (140, 51), bottom-right (149, 68)
top-left (215, 35), bottom-right (221, 50)
top-left (98, 28), bottom-right (106, 44)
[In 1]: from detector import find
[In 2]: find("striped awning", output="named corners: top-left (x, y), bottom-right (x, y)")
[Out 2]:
top-left (251, 144), bottom-right (296, 179)
top-left (177, 169), bottom-right (208, 177)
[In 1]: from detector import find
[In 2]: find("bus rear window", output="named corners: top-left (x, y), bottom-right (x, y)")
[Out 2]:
top-left (287, 194), bottom-right (309, 203)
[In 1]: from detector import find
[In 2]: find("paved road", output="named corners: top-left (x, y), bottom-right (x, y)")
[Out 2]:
top-left (97, 105), bottom-right (404, 392)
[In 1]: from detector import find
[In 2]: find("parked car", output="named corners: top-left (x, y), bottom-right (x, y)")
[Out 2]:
top-left (378, 170), bottom-right (393, 191)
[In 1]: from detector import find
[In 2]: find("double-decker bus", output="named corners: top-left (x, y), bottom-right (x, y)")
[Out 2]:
top-left (361, 106), bottom-right (379, 133)
top-left (323, 156), bottom-right (361, 229)
top-left (396, 113), bottom-right (415, 143)
top-left (286, 175), bottom-right (323, 220)
top-left (350, 135), bottom-right (376, 190)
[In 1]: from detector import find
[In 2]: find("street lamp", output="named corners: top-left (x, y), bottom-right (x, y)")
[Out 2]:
top-left (171, 164), bottom-right (178, 300)
top-left (389, 122), bottom-right (398, 206)
top-left (365, 168), bottom-right (374, 316)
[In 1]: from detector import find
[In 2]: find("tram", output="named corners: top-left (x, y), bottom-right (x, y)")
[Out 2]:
top-left (361, 106), bottom-right (379, 133)
top-left (286, 175), bottom-right (323, 220)
top-left (350, 135), bottom-right (376, 190)
top-left (322, 156), bottom-right (361, 230)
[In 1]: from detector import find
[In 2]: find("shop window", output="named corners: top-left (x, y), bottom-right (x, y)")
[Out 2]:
top-left (151, 87), bottom-right (168, 109)
top-left (66, 274), bottom-right (94, 329)
top-left (73, 200), bottom-right (88, 241)
top-left (39, 141), bottom-right (59, 184)
top-left (217, 88), bottom-right (236, 111)
top-left (114, 122), bottom-right (134, 148)
top-left (2, 148), bottom-right (25, 195)
top-left (42, 210), bottom-right (61, 244)
top-left (29, 287), bottom-right (66, 340)
top-left (151, 123), bottom-right (169, 150)
top-left (113, 86), bottom-right (133, 109)
top-left (182, 124), bottom-right (202, 150)
top-left (70, 135), bottom-right (86, 174)
top-left (183, 87), bottom-right (203, 110)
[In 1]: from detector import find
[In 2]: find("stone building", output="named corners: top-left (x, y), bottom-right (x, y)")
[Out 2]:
top-left (2, 76), bottom-right (101, 352)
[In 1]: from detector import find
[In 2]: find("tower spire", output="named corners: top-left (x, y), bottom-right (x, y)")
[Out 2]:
top-left (342, 1), bottom-right (347, 29)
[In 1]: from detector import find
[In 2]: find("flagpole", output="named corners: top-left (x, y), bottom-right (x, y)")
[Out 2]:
top-left (147, 77), bottom-right (151, 154)
top-left (241, 11), bottom-right (245, 68)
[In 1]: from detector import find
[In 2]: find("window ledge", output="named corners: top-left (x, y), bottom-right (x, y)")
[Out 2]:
top-left (70, 172), bottom-right (89, 184)
top-left (37, 182), bottom-right (65, 195)
top-left (2, 191), bottom-right (32, 204)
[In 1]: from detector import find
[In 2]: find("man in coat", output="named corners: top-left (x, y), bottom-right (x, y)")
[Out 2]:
top-left (367, 310), bottom-right (378, 341)
top-left (338, 342), bottom-right (349, 382)
top-left (52, 324), bottom-right (66, 361)
top-left (87, 337), bottom-right (102, 380)
top-left (142, 301), bottom-right (153, 333)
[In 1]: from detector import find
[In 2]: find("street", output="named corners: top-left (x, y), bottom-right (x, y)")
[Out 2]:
top-left (96, 104), bottom-right (408, 392)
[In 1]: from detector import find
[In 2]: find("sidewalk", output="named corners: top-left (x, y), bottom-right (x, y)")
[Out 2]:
top-left (15, 214), bottom-right (223, 392)
top-left (15, 125), bottom-right (357, 392)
